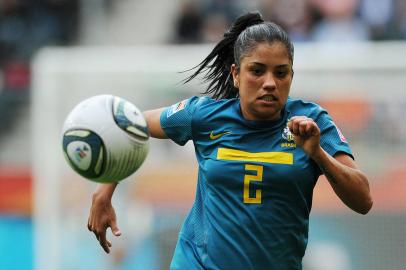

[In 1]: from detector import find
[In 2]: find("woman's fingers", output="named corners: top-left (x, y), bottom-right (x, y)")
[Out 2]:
top-left (110, 219), bottom-right (121, 237)
top-left (87, 196), bottom-right (120, 254)
top-left (99, 230), bottom-right (110, 254)
top-left (288, 117), bottom-right (319, 137)
top-left (87, 215), bottom-right (121, 253)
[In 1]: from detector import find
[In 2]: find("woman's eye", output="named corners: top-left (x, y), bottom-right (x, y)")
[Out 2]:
top-left (251, 69), bottom-right (263, 76)
top-left (275, 70), bottom-right (288, 78)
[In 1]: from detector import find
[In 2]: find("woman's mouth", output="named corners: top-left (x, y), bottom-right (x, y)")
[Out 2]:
top-left (258, 95), bottom-right (277, 103)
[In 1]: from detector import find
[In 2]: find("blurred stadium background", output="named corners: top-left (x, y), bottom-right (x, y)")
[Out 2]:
top-left (1, 0), bottom-right (406, 269)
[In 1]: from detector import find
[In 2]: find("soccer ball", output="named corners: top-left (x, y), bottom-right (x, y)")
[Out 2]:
top-left (62, 95), bottom-right (149, 183)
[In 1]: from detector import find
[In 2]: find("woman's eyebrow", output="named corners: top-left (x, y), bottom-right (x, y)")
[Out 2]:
top-left (249, 62), bottom-right (266, 67)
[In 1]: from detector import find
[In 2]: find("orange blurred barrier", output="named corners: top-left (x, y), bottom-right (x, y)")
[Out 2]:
top-left (370, 158), bottom-right (406, 212)
top-left (318, 98), bottom-right (371, 132)
top-left (0, 167), bottom-right (32, 215)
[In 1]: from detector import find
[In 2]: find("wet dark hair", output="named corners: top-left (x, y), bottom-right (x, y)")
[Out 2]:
top-left (183, 11), bottom-right (294, 100)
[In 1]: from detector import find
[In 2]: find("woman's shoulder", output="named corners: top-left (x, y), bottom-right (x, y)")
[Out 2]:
top-left (184, 96), bottom-right (238, 123)
top-left (187, 96), bottom-right (237, 109)
top-left (286, 97), bottom-right (326, 116)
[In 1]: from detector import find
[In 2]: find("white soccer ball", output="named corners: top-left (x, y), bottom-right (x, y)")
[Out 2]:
top-left (62, 95), bottom-right (149, 183)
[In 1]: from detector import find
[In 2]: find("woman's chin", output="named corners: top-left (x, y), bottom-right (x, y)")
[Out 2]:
top-left (252, 109), bottom-right (282, 121)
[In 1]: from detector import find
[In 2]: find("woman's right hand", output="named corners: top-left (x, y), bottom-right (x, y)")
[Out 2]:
top-left (87, 183), bottom-right (121, 253)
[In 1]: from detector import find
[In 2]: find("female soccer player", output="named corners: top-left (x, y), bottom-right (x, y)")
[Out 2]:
top-left (87, 12), bottom-right (373, 270)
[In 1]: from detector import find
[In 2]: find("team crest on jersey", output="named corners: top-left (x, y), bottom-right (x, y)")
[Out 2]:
top-left (282, 126), bottom-right (294, 142)
top-left (281, 125), bottom-right (296, 148)
top-left (167, 99), bottom-right (187, 118)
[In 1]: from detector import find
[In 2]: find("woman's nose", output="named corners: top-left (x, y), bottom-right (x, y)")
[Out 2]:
top-left (263, 72), bottom-right (276, 90)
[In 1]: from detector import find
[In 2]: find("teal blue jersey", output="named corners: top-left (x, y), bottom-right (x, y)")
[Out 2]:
top-left (160, 96), bottom-right (352, 270)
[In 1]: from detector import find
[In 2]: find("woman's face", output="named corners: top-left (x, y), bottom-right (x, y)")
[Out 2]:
top-left (231, 41), bottom-right (293, 121)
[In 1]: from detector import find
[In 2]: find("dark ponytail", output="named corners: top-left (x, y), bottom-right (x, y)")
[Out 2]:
top-left (183, 11), bottom-right (294, 100)
top-left (183, 12), bottom-right (264, 100)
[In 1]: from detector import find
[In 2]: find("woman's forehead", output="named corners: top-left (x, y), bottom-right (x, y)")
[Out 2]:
top-left (241, 42), bottom-right (291, 64)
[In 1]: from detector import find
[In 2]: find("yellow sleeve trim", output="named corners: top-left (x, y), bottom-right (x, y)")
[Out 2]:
top-left (217, 148), bottom-right (293, 165)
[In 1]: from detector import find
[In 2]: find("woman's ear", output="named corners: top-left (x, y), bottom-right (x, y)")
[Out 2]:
top-left (231, 64), bottom-right (239, 88)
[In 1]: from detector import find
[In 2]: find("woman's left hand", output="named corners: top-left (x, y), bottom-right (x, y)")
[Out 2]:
top-left (287, 116), bottom-right (321, 157)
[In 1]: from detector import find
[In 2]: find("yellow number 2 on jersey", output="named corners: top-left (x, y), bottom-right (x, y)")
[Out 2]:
top-left (243, 164), bottom-right (263, 204)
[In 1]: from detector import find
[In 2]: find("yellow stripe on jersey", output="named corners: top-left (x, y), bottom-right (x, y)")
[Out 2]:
top-left (217, 148), bottom-right (293, 165)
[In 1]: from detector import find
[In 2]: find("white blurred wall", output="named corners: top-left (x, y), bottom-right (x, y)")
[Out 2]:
top-left (79, 0), bottom-right (181, 45)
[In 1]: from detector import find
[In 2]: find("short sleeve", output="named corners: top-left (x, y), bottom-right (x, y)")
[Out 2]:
top-left (160, 96), bottom-right (201, 146)
top-left (315, 108), bottom-right (354, 159)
